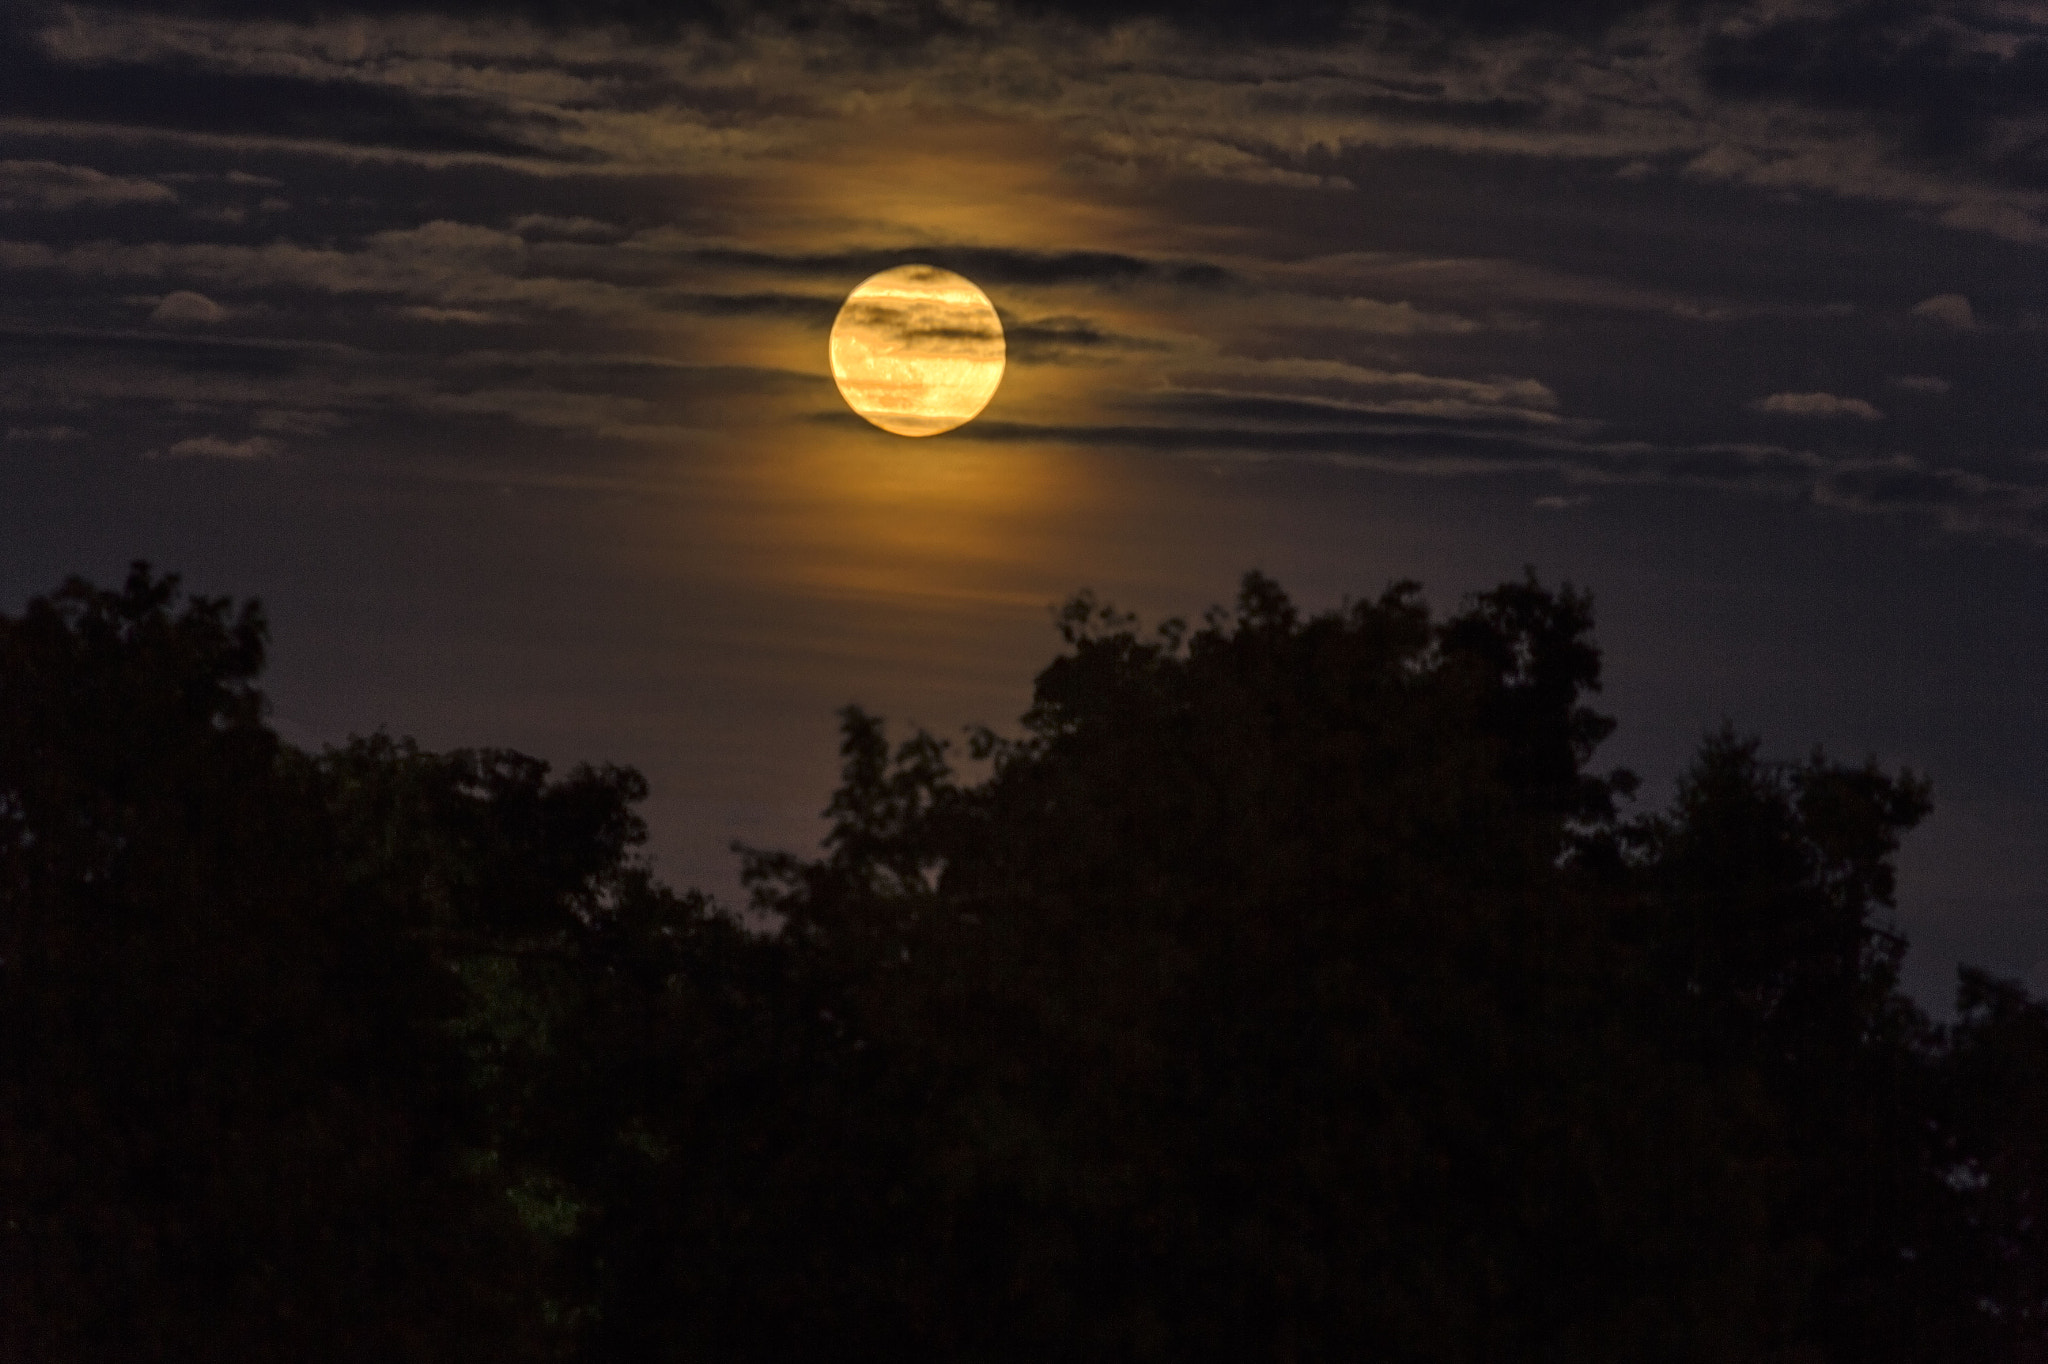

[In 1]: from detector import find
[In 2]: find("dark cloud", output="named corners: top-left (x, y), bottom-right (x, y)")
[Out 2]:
top-left (935, 415), bottom-right (1488, 454)
top-left (0, 160), bottom-right (177, 211)
top-left (1002, 314), bottom-right (1167, 365)
top-left (0, 12), bottom-right (584, 159)
top-left (662, 292), bottom-right (840, 324)
top-left (1815, 457), bottom-right (2048, 541)
top-left (1139, 389), bottom-right (1562, 429)
top-left (1702, 3), bottom-right (2048, 175)
top-left (0, 324), bottom-right (325, 377)
top-left (950, 414), bottom-right (1591, 464)
top-left (1248, 87), bottom-right (1548, 131)
top-left (949, 412), bottom-right (2048, 545)
top-left (686, 246), bottom-right (1232, 290)
top-left (8, 0), bottom-right (1672, 44)
top-left (511, 215), bottom-right (629, 243)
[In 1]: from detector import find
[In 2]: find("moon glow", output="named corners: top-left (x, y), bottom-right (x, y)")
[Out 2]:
top-left (830, 265), bottom-right (1006, 437)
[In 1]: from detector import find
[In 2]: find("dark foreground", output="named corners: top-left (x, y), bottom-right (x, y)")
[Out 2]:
top-left (3, 566), bottom-right (2044, 1363)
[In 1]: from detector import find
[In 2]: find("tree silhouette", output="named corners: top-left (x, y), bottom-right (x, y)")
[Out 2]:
top-left (1, 565), bottom-right (2041, 1362)
top-left (0, 567), bottom-right (543, 1360)
top-left (565, 570), bottom-right (2015, 1364)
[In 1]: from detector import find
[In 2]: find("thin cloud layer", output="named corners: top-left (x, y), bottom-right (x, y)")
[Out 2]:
top-left (0, 158), bottom-right (175, 209)
top-left (1910, 293), bottom-right (1977, 329)
top-left (1750, 392), bottom-right (1885, 420)
top-left (160, 432), bottom-right (279, 457)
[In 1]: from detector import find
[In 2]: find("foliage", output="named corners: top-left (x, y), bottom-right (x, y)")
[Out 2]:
top-left (0, 567), bottom-right (534, 1361)
top-left (1, 564), bottom-right (2043, 1362)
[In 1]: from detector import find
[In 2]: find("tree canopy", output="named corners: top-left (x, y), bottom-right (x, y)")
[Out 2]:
top-left (1, 564), bottom-right (2042, 1362)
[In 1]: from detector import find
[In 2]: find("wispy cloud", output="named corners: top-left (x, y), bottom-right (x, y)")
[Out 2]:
top-left (4, 423), bottom-right (86, 441)
top-left (159, 433), bottom-right (280, 459)
top-left (0, 158), bottom-right (175, 210)
top-left (1749, 392), bottom-right (1885, 421)
top-left (149, 289), bottom-right (225, 323)
top-left (1910, 294), bottom-right (1977, 330)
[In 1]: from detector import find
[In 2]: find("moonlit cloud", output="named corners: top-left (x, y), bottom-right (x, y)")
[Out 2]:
top-left (0, 158), bottom-right (176, 210)
top-left (149, 290), bottom-right (225, 324)
top-left (1749, 392), bottom-right (1886, 421)
top-left (160, 433), bottom-right (280, 459)
top-left (1910, 294), bottom-right (1977, 330)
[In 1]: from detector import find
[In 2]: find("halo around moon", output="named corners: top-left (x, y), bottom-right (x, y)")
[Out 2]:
top-left (830, 265), bottom-right (1005, 437)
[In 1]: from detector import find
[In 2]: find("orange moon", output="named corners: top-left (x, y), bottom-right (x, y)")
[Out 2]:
top-left (829, 265), bottom-right (1005, 437)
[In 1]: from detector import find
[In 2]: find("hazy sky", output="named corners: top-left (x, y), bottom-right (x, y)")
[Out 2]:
top-left (3, 0), bottom-right (2046, 1005)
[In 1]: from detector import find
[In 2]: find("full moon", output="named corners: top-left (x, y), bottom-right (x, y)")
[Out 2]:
top-left (829, 265), bottom-right (1006, 437)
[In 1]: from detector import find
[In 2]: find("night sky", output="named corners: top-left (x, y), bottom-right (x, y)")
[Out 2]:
top-left (3, 0), bottom-right (2044, 1007)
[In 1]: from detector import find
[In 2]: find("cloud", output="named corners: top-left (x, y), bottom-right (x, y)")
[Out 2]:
top-left (0, 159), bottom-right (175, 210)
top-left (149, 290), bottom-right (227, 324)
top-left (0, 225), bottom-right (656, 322)
top-left (1173, 357), bottom-right (1562, 417)
top-left (1910, 294), bottom-right (1976, 330)
top-left (252, 408), bottom-right (345, 435)
top-left (1004, 314), bottom-right (1170, 364)
top-left (1749, 392), bottom-right (1884, 421)
top-left (664, 292), bottom-right (840, 323)
top-left (1341, 297), bottom-right (1484, 335)
top-left (512, 213), bottom-right (624, 241)
top-left (668, 241), bottom-right (1233, 289)
top-left (1700, 4), bottom-right (2048, 161)
top-left (1814, 457), bottom-right (2048, 544)
top-left (20, 2), bottom-right (2048, 247)
top-left (17, 14), bottom-right (587, 161)
top-left (395, 304), bottom-right (504, 324)
top-left (160, 434), bottom-right (280, 459)
top-left (4, 424), bottom-right (85, 441)
top-left (1891, 375), bottom-right (1952, 395)
top-left (1288, 252), bottom-right (1813, 326)
top-left (1153, 388), bottom-right (1569, 428)
top-left (28, 0), bottom-right (1675, 46)
top-left (1935, 201), bottom-right (2048, 248)
top-left (954, 417), bottom-right (2048, 543)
